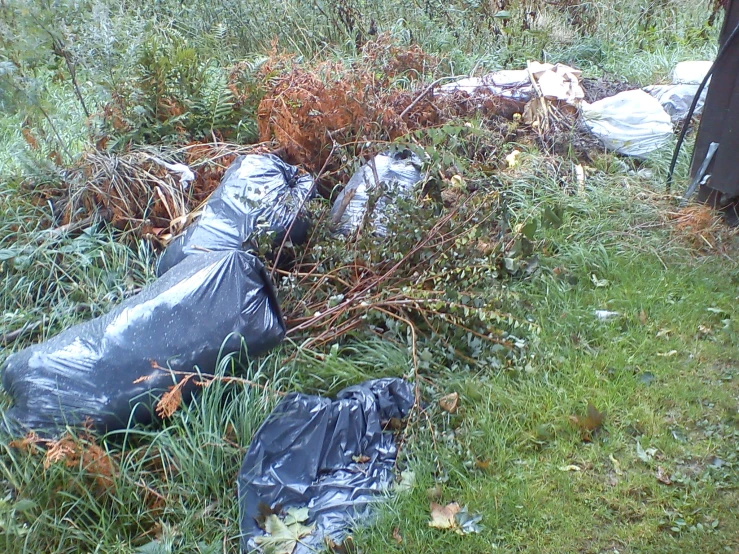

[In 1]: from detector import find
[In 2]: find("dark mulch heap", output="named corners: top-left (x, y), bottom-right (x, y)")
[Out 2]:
top-left (581, 76), bottom-right (636, 103)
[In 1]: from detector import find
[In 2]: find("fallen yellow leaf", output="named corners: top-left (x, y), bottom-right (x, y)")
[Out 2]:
top-left (429, 501), bottom-right (460, 529)
top-left (439, 392), bottom-right (459, 414)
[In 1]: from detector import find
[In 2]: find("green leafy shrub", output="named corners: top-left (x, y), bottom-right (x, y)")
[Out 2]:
top-left (100, 30), bottom-right (257, 148)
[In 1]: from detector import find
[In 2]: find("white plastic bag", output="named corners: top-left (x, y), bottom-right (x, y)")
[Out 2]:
top-left (439, 70), bottom-right (533, 100)
top-left (643, 84), bottom-right (706, 124)
top-left (671, 61), bottom-right (712, 85)
top-left (329, 150), bottom-right (422, 237)
top-left (439, 63), bottom-right (584, 105)
top-left (581, 89), bottom-right (674, 158)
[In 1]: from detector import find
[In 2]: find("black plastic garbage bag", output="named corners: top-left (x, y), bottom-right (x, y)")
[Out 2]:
top-left (157, 154), bottom-right (313, 276)
top-left (329, 150), bottom-right (422, 237)
top-left (1, 250), bottom-right (285, 436)
top-left (237, 378), bottom-right (415, 553)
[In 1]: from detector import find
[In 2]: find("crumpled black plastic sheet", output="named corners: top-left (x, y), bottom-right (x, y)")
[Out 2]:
top-left (330, 150), bottom-right (422, 237)
top-left (1, 250), bottom-right (285, 436)
top-left (157, 154), bottom-right (314, 276)
top-left (237, 378), bottom-right (415, 553)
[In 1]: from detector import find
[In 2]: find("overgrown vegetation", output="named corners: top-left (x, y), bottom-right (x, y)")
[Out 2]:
top-left (1, 1), bottom-right (737, 553)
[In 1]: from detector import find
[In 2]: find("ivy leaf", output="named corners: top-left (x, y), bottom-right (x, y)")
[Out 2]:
top-left (255, 509), bottom-right (315, 554)
top-left (541, 204), bottom-right (564, 228)
top-left (519, 220), bottom-right (538, 240)
top-left (283, 507), bottom-right (310, 527)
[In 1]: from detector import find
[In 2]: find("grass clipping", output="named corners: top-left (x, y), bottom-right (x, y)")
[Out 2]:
top-left (59, 141), bottom-right (274, 239)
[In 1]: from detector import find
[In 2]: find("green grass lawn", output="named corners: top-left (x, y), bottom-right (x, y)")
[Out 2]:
top-left (358, 179), bottom-right (739, 554)
top-left (0, 2), bottom-right (736, 552)
top-left (0, 153), bottom-right (736, 554)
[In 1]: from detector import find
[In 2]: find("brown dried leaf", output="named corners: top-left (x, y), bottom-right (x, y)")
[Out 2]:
top-left (474, 459), bottom-right (491, 471)
top-left (255, 501), bottom-right (281, 531)
top-left (44, 437), bottom-right (76, 469)
top-left (426, 484), bottom-right (443, 500)
top-left (392, 527), bottom-right (403, 544)
top-left (382, 417), bottom-right (404, 431)
top-left (43, 432), bottom-right (117, 492)
top-left (429, 501), bottom-right (461, 529)
top-left (569, 402), bottom-right (605, 441)
top-left (656, 466), bottom-right (672, 485)
top-left (639, 310), bottom-right (648, 324)
top-left (9, 432), bottom-right (43, 454)
top-left (585, 402), bottom-right (605, 429)
top-left (439, 392), bottom-right (459, 414)
top-left (325, 535), bottom-right (355, 554)
top-left (156, 384), bottom-right (183, 418)
top-left (21, 127), bottom-right (39, 150)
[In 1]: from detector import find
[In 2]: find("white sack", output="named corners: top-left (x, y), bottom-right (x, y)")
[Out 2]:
top-left (671, 61), bottom-right (712, 85)
top-left (643, 84), bottom-right (706, 124)
top-left (581, 89), bottom-right (674, 158)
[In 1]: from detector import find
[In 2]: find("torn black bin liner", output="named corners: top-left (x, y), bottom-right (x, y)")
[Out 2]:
top-left (237, 378), bottom-right (415, 553)
top-left (1, 250), bottom-right (285, 437)
top-left (157, 154), bottom-right (314, 276)
top-left (330, 150), bottom-right (423, 237)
